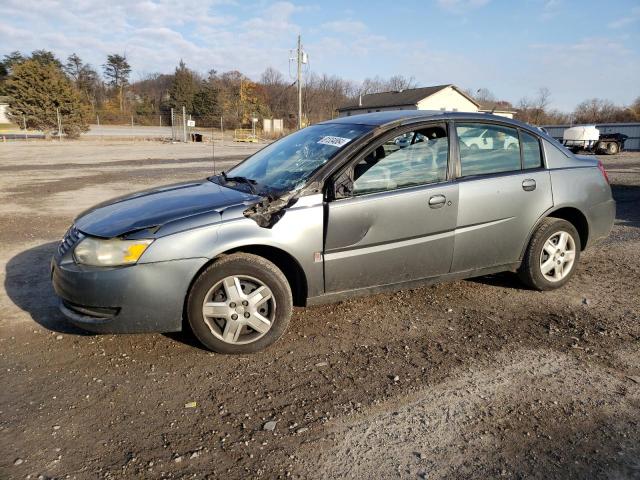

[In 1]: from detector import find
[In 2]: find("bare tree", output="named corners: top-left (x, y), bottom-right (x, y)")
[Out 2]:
top-left (573, 98), bottom-right (637, 123)
top-left (516, 87), bottom-right (552, 125)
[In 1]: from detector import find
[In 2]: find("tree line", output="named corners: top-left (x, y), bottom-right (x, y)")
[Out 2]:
top-left (1, 49), bottom-right (639, 138)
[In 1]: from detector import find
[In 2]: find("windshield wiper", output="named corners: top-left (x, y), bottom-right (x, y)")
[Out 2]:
top-left (221, 171), bottom-right (258, 195)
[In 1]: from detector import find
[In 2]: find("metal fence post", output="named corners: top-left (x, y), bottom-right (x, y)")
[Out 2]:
top-left (22, 115), bottom-right (27, 141)
top-left (171, 108), bottom-right (175, 141)
top-left (182, 106), bottom-right (187, 143)
top-left (56, 107), bottom-right (62, 141)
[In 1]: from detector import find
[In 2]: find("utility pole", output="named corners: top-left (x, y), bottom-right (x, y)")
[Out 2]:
top-left (297, 34), bottom-right (302, 130)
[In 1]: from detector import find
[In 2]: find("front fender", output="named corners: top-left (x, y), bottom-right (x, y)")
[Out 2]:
top-left (139, 194), bottom-right (326, 298)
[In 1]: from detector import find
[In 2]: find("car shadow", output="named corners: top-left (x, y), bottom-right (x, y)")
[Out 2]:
top-left (468, 271), bottom-right (525, 290)
top-left (4, 241), bottom-right (211, 349)
top-left (610, 183), bottom-right (640, 229)
top-left (4, 241), bottom-right (89, 334)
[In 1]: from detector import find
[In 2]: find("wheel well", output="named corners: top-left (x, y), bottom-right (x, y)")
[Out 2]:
top-left (218, 245), bottom-right (308, 307)
top-left (548, 207), bottom-right (589, 250)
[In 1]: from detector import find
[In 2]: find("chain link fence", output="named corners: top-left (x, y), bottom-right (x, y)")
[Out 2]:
top-left (1, 106), bottom-right (286, 143)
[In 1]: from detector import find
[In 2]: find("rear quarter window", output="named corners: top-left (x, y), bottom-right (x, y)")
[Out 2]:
top-left (521, 131), bottom-right (543, 169)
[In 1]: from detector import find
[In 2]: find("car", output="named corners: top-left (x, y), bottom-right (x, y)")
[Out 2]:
top-left (457, 125), bottom-right (519, 151)
top-left (51, 111), bottom-right (615, 354)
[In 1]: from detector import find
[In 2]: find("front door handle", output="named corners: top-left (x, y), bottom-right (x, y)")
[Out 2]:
top-left (429, 194), bottom-right (446, 208)
top-left (522, 179), bottom-right (536, 191)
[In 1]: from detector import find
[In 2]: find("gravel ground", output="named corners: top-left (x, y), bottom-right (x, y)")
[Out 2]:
top-left (1, 141), bottom-right (639, 479)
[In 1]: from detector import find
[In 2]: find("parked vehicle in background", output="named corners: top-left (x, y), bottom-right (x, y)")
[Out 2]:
top-left (52, 111), bottom-right (615, 354)
top-left (563, 125), bottom-right (627, 155)
top-left (457, 125), bottom-right (519, 151)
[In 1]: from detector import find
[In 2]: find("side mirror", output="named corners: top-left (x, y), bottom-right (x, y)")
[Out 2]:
top-left (332, 171), bottom-right (354, 200)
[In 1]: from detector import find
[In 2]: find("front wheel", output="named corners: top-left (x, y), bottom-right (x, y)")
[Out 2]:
top-left (187, 253), bottom-right (293, 354)
top-left (518, 218), bottom-right (581, 290)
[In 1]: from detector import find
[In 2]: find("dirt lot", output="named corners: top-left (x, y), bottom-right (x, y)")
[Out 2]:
top-left (1, 141), bottom-right (639, 479)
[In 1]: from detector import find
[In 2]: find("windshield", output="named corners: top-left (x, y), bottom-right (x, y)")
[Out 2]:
top-left (222, 123), bottom-right (372, 193)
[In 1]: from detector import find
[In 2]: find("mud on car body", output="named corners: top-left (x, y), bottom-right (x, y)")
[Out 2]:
top-left (52, 111), bottom-right (615, 353)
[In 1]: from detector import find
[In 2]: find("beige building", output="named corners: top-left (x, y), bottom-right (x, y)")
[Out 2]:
top-left (338, 84), bottom-right (514, 119)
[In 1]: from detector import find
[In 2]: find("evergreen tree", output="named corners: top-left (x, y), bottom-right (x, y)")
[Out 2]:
top-left (5, 59), bottom-right (90, 138)
top-left (192, 81), bottom-right (220, 125)
top-left (64, 53), bottom-right (100, 107)
top-left (30, 49), bottom-right (62, 68)
top-left (168, 60), bottom-right (199, 113)
top-left (103, 54), bottom-right (131, 112)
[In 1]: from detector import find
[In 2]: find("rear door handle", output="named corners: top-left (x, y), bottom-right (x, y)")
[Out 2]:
top-left (428, 194), bottom-right (446, 208)
top-left (522, 179), bottom-right (536, 191)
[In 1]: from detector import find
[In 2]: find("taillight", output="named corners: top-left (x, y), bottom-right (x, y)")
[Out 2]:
top-left (597, 161), bottom-right (609, 184)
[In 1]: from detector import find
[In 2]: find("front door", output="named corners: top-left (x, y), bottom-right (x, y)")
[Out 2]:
top-left (324, 124), bottom-right (459, 293)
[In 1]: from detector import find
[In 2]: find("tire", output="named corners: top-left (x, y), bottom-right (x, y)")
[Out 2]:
top-left (518, 218), bottom-right (581, 291)
top-left (187, 253), bottom-right (293, 354)
top-left (606, 142), bottom-right (619, 155)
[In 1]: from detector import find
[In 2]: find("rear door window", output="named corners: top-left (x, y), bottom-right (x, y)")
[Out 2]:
top-left (456, 123), bottom-right (521, 177)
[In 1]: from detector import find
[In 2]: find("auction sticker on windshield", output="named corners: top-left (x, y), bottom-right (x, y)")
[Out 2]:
top-left (317, 136), bottom-right (352, 148)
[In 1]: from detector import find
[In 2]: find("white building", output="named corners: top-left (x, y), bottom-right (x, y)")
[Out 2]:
top-left (0, 97), bottom-right (10, 124)
top-left (338, 84), bottom-right (514, 119)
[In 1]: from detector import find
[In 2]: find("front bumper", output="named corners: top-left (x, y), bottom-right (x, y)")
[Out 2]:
top-left (51, 257), bottom-right (208, 333)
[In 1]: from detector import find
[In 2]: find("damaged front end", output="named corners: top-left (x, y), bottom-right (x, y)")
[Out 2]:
top-left (243, 191), bottom-right (300, 229)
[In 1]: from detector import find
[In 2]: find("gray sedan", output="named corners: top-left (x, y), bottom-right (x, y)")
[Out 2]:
top-left (52, 111), bottom-right (615, 353)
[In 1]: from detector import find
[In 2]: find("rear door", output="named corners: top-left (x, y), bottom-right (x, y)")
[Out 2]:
top-left (323, 123), bottom-right (458, 292)
top-left (451, 122), bottom-right (553, 272)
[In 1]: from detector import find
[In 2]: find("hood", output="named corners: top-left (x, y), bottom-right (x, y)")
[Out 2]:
top-left (75, 180), bottom-right (259, 238)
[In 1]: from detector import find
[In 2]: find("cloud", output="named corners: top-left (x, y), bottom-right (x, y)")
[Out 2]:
top-left (436, 0), bottom-right (490, 14)
top-left (607, 6), bottom-right (640, 28)
top-left (1, 0), bottom-right (302, 79)
top-left (320, 20), bottom-right (368, 34)
top-left (540, 0), bottom-right (562, 20)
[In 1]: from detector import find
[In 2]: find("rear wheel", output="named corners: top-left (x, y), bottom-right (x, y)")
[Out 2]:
top-left (187, 253), bottom-right (292, 354)
top-left (606, 142), bottom-right (619, 155)
top-left (518, 218), bottom-right (581, 290)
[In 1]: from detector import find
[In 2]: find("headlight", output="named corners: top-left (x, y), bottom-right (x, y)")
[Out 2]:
top-left (73, 237), bottom-right (154, 266)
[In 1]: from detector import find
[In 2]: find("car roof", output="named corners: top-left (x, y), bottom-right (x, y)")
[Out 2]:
top-left (319, 110), bottom-right (541, 134)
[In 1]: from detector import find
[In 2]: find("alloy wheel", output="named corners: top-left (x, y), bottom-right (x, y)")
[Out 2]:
top-left (201, 275), bottom-right (276, 345)
top-left (539, 230), bottom-right (576, 282)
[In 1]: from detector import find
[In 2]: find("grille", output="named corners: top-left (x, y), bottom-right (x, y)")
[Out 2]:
top-left (58, 226), bottom-right (84, 257)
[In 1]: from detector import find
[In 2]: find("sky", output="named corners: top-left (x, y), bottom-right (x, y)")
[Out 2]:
top-left (2, 0), bottom-right (639, 111)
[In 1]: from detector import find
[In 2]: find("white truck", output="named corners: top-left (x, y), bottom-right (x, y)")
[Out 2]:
top-left (562, 125), bottom-right (627, 155)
